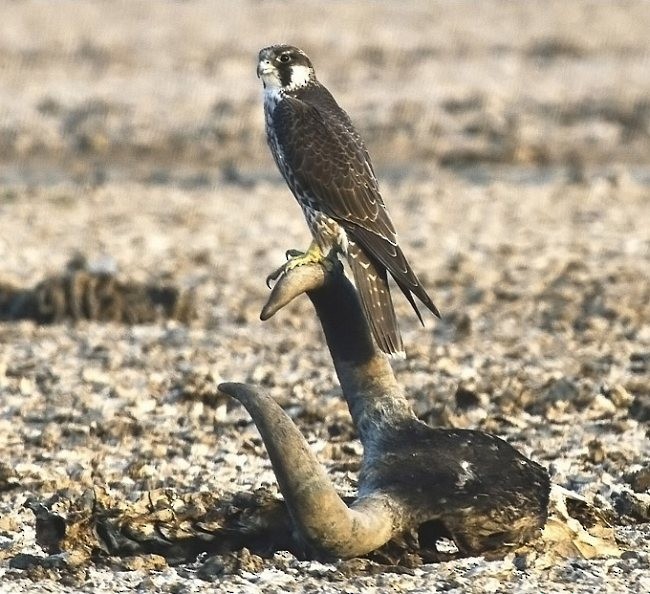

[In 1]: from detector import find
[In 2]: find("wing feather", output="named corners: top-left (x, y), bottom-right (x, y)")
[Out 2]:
top-left (272, 94), bottom-right (397, 242)
top-left (349, 225), bottom-right (440, 320)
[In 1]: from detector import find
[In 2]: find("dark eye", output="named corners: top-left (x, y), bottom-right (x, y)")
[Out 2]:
top-left (279, 54), bottom-right (291, 63)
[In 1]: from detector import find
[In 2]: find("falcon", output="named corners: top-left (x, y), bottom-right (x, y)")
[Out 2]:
top-left (257, 45), bottom-right (439, 356)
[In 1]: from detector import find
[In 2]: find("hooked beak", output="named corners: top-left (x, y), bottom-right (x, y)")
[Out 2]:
top-left (257, 59), bottom-right (272, 78)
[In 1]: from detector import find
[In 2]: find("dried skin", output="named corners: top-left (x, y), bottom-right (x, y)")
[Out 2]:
top-left (0, 261), bottom-right (195, 325)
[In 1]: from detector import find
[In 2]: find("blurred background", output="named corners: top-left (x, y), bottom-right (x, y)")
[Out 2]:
top-left (2, 0), bottom-right (649, 187)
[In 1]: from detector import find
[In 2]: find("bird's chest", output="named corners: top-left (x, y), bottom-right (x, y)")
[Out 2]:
top-left (263, 90), bottom-right (284, 158)
top-left (263, 91), bottom-right (312, 202)
top-left (263, 90), bottom-right (347, 254)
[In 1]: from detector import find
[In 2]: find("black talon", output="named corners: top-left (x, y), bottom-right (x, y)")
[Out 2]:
top-left (266, 264), bottom-right (287, 289)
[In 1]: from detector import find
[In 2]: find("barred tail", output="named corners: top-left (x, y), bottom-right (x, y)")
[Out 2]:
top-left (347, 241), bottom-right (404, 358)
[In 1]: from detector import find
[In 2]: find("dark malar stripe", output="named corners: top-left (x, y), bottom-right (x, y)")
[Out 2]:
top-left (278, 65), bottom-right (293, 89)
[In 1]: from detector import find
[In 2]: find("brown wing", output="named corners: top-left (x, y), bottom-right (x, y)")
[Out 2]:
top-left (349, 225), bottom-right (439, 320)
top-left (272, 92), bottom-right (439, 319)
top-left (272, 93), bottom-right (397, 243)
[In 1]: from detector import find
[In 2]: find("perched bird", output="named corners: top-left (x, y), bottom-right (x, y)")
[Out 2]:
top-left (257, 45), bottom-right (439, 356)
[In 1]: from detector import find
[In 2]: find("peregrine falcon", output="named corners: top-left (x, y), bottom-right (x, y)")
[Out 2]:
top-left (258, 45), bottom-right (439, 356)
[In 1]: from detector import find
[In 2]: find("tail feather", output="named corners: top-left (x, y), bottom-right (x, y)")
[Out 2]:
top-left (347, 242), bottom-right (404, 357)
top-left (348, 226), bottom-right (440, 321)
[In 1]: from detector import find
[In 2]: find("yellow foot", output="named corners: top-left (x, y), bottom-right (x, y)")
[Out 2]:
top-left (266, 243), bottom-right (335, 287)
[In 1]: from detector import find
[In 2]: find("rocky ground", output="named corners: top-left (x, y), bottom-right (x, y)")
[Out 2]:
top-left (0, 1), bottom-right (648, 592)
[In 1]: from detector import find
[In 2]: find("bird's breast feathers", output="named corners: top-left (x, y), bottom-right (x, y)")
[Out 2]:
top-left (264, 87), bottom-right (283, 118)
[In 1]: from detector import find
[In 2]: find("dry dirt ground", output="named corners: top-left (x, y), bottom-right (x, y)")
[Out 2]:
top-left (0, 1), bottom-right (649, 592)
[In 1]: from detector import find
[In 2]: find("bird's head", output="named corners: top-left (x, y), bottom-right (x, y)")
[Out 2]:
top-left (257, 45), bottom-right (316, 91)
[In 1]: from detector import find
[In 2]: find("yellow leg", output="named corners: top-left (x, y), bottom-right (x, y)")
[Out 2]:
top-left (266, 242), bottom-right (336, 287)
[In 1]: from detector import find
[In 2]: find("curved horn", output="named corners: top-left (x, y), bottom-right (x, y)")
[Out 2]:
top-left (261, 262), bottom-right (333, 321)
top-left (260, 263), bottom-right (412, 443)
top-left (218, 382), bottom-right (395, 558)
